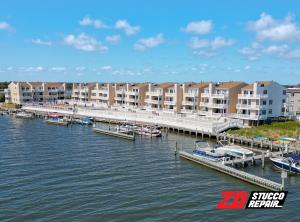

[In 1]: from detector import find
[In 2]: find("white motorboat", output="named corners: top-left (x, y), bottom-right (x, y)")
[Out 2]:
top-left (15, 112), bottom-right (33, 119)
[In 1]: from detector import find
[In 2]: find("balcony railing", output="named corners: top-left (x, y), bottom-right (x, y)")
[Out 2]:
top-left (235, 113), bottom-right (267, 120)
top-left (146, 91), bottom-right (162, 96)
top-left (164, 100), bottom-right (176, 105)
top-left (238, 94), bottom-right (268, 100)
top-left (165, 92), bottom-right (176, 97)
top-left (199, 102), bottom-right (227, 109)
top-left (236, 104), bottom-right (266, 110)
top-left (182, 101), bottom-right (196, 106)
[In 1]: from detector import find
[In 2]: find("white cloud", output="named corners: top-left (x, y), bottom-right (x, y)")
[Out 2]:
top-left (32, 38), bottom-right (52, 46)
top-left (75, 66), bottom-right (86, 71)
top-left (134, 33), bottom-right (164, 51)
top-left (115, 20), bottom-right (140, 35)
top-left (101, 65), bottom-right (112, 71)
top-left (63, 33), bottom-right (108, 53)
top-left (189, 36), bottom-right (234, 54)
top-left (49, 67), bottom-right (66, 72)
top-left (17, 66), bottom-right (44, 72)
top-left (181, 20), bottom-right (212, 35)
top-left (239, 42), bottom-right (300, 59)
top-left (0, 21), bottom-right (10, 30)
top-left (247, 13), bottom-right (300, 42)
top-left (244, 65), bottom-right (251, 70)
top-left (105, 35), bottom-right (121, 44)
top-left (79, 16), bottom-right (107, 29)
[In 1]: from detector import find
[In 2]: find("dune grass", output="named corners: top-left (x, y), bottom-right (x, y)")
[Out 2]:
top-left (227, 121), bottom-right (300, 140)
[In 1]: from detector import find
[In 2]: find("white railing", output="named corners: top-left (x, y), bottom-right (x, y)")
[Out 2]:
top-left (238, 94), bottom-right (268, 99)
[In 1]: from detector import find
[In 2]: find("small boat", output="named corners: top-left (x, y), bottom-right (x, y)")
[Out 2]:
top-left (79, 117), bottom-right (93, 125)
top-left (270, 156), bottom-right (300, 174)
top-left (45, 117), bottom-right (68, 126)
top-left (216, 140), bottom-right (254, 159)
top-left (15, 112), bottom-right (33, 119)
top-left (192, 140), bottom-right (228, 162)
top-left (49, 112), bottom-right (59, 118)
top-left (135, 126), bottom-right (162, 137)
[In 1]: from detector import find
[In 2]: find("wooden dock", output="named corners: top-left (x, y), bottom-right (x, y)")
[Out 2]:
top-left (179, 151), bottom-right (283, 191)
top-left (93, 128), bottom-right (135, 140)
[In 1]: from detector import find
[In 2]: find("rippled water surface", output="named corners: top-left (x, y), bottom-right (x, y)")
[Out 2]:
top-left (0, 116), bottom-right (299, 221)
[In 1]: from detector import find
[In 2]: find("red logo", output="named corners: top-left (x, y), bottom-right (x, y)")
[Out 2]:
top-left (216, 191), bottom-right (248, 209)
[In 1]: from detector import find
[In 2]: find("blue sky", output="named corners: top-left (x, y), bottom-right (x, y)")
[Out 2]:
top-left (0, 0), bottom-right (300, 84)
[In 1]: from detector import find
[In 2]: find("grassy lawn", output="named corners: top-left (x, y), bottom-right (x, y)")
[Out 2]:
top-left (0, 103), bottom-right (20, 109)
top-left (227, 121), bottom-right (300, 140)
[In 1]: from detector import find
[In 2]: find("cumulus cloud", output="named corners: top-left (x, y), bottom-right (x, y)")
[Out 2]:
top-left (115, 20), bottom-right (140, 35)
top-left (63, 33), bottom-right (108, 53)
top-left (181, 20), bottom-right (212, 35)
top-left (32, 38), bottom-right (52, 46)
top-left (79, 16), bottom-right (107, 29)
top-left (105, 35), bottom-right (121, 44)
top-left (247, 13), bottom-right (300, 42)
top-left (189, 37), bottom-right (234, 51)
top-left (0, 21), bottom-right (10, 30)
top-left (134, 33), bottom-right (164, 51)
top-left (239, 42), bottom-right (300, 59)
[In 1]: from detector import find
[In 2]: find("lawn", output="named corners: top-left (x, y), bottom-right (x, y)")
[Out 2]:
top-left (0, 103), bottom-right (20, 109)
top-left (227, 121), bottom-right (300, 140)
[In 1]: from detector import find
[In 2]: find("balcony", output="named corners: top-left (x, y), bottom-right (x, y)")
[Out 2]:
top-left (145, 99), bottom-right (163, 104)
top-left (126, 91), bottom-right (139, 96)
top-left (184, 92), bottom-right (198, 98)
top-left (165, 92), bottom-right (176, 97)
top-left (235, 113), bottom-right (267, 120)
top-left (164, 100), bottom-right (176, 105)
top-left (116, 89), bottom-right (126, 94)
top-left (182, 100), bottom-right (196, 106)
top-left (238, 94), bottom-right (268, 100)
top-left (114, 96), bottom-right (125, 101)
top-left (146, 91), bottom-right (162, 97)
top-left (125, 98), bottom-right (137, 102)
top-left (236, 104), bottom-right (266, 110)
top-left (200, 102), bottom-right (227, 109)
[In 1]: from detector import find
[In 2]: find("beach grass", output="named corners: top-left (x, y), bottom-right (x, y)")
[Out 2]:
top-left (227, 121), bottom-right (300, 140)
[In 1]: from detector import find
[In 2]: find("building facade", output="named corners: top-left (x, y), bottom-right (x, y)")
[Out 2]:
top-left (199, 82), bottom-right (247, 117)
top-left (125, 83), bottom-right (148, 108)
top-left (181, 82), bottom-right (209, 113)
top-left (286, 85), bottom-right (300, 118)
top-left (236, 81), bottom-right (287, 125)
top-left (145, 83), bottom-right (174, 111)
top-left (5, 81), bottom-right (67, 104)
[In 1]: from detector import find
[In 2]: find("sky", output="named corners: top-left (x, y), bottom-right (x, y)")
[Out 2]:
top-left (0, 0), bottom-right (300, 84)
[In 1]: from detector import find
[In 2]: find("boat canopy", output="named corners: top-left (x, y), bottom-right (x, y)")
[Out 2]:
top-left (279, 137), bottom-right (297, 142)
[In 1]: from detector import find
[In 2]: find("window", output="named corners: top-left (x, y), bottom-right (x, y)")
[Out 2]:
top-left (283, 90), bottom-right (286, 95)
top-left (269, 109), bottom-right (272, 114)
top-left (261, 84), bottom-right (265, 87)
top-left (282, 99), bottom-right (286, 103)
top-left (262, 110), bottom-right (266, 115)
top-left (263, 90), bottom-right (267, 94)
top-left (269, 100), bottom-right (273, 105)
top-left (262, 100), bottom-right (267, 105)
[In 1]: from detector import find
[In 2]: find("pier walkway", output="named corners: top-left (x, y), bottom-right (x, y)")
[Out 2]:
top-left (179, 151), bottom-right (283, 191)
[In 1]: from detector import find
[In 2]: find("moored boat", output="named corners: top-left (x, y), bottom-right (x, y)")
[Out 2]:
top-left (45, 117), bottom-right (68, 126)
top-left (270, 156), bottom-right (300, 174)
top-left (135, 126), bottom-right (162, 137)
top-left (15, 112), bottom-right (33, 119)
top-left (216, 140), bottom-right (254, 159)
top-left (79, 117), bottom-right (93, 125)
top-left (192, 140), bottom-right (228, 162)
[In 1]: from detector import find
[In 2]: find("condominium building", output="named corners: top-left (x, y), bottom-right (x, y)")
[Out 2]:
top-left (90, 83), bottom-right (114, 107)
top-left (5, 81), bottom-right (67, 104)
top-left (72, 83), bottom-right (95, 102)
top-left (236, 81), bottom-right (287, 125)
top-left (199, 82), bottom-right (247, 116)
top-left (114, 84), bottom-right (127, 106)
top-left (163, 83), bottom-right (182, 113)
top-left (181, 82), bottom-right (209, 113)
top-left (286, 85), bottom-right (300, 117)
top-left (125, 83), bottom-right (148, 108)
top-left (145, 83), bottom-right (174, 111)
